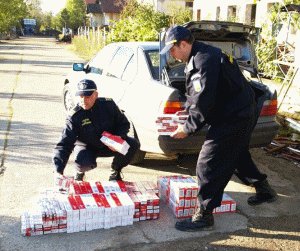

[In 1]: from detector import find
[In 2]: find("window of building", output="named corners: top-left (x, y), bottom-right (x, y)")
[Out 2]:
top-left (216, 6), bottom-right (220, 21)
top-left (186, 2), bottom-right (193, 8)
top-left (245, 4), bottom-right (257, 25)
top-left (228, 5), bottom-right (237, 22)
top-left (197, 9), bottom-right (201, 21)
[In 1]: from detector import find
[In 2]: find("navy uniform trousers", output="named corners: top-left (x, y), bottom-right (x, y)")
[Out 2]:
top-left (73, 137), bottom-right (138, 173)
top-left (196, 104), bottom-right (267, 210)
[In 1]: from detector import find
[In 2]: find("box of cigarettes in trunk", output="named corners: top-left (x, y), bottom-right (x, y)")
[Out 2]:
top-left (156, 111), bottom-right (189, 136)
top-left (100, 131), bottom-right (130, 155)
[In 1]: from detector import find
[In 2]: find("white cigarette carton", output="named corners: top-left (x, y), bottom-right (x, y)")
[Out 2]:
top-left (67, 195), bottom-right (80, 221)
top-left (92, 193), bottom-right (105, 217)
top-left (104, 217), bottom-right (111, 229)
top-left (79, 219), bottom-right (86, 232)
top-left (100, 131), bottom-right (130, 155)
top-left (98, 217), bottom-right (104, 229)
top-left (85, 219), bottom-right (93, 231)
top-left (98, 194), bottom-right (112, 217)
top-left (73, 220), bottom-right (80, 233)
top-left (67, 222), bottom-right (74, 233)
top-left (117, 192), bottom-right (135, 216)
top-left (79, 195), bottom-right (93, 219)
top-left (73, 195), bottom-right (87, 220)
top-left (104, 194), bottom-right (118, 218)
top-left (89, 181), bottom-right (100, 194)
top-left (85, 194), bottom-right (99, 219)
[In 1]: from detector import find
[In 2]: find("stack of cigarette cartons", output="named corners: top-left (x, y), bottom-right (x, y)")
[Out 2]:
top-left (158, 175), bottom-right (198, 218)
top-left (21, 194), bottom-right (68, 236)
top-left (158, 175), bottom-right (236, 219)
top-left (156, 111), bottom-right (188, 136)
top-left (21, 180), bottom-right (135, 236)
top-left (210, 193), bottom-right (236, 214)
top-left (100, 131), bottom-right (130, 155)
top-left (124, 181), bottom-right (160, 222)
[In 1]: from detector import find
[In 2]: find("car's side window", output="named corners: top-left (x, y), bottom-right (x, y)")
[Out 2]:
top-left (121, 55), bottom-right (137, 82)
top-left (145, 50), bottom-right (160, 80)
top-left (88, 44), bottom-right (119, 75)
top-left (106, 46), bottom-right (134, 79)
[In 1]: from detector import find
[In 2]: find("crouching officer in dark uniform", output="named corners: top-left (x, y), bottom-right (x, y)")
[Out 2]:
top-left (53, 79), bottom-right (139, 181)
top-left (160, 26), bottom-right (278, 232)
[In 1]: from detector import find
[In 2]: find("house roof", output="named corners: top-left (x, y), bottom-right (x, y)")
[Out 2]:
top-left (281, 4), bottom-right (300, 14)
top-left (87, 3), bottom-right (103, 14)
top-left (87, 0), bottom-right (124, 14)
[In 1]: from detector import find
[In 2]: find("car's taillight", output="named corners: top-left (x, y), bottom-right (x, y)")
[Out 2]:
top-left (163, 101), bottom-right (184, 114)
top-left (260, 100), bottom-right (277, 116)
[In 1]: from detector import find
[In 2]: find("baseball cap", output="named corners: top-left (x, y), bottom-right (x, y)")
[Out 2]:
top-left (160, 26), bottom-right (191, 54)
top-left (75, 79), bottom-right (97, 96)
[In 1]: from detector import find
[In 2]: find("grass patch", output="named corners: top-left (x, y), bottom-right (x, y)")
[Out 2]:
top-left (68, 34), bottom-right (105, 61)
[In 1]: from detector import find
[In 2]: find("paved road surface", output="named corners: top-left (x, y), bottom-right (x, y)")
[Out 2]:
top-left (0, 37), bottom-right (299, 251)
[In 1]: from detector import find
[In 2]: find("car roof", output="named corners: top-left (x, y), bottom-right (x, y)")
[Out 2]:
top-left (110, 41), bottom-right (159, 51)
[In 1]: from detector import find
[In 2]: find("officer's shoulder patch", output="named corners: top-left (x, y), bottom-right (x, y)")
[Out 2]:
top-left (99, 97), bottom-right (113, 102)
top-left (222, 50), bottom-right (234, 64)
top-left (68, 105), bottom-right (81, 116)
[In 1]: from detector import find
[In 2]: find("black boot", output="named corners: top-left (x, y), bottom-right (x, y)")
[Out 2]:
top-left (175, 207), bottom-right (215, 232)
top-left (109, 165), bottom-right (123, 181)
top-left (247, 179), bottom-right (278, 206)
top-left (74, 171), bottom-right (85, 181)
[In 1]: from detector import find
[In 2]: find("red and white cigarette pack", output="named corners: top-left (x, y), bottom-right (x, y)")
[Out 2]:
top-left (92, 193), bottom-right (105, 217)
top-left (100, 131), bottom-right (130, 155)
top-left (156, 112), bottom-right (188, 136)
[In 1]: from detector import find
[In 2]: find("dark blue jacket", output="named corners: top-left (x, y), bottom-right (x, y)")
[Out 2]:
top-left (183, 41), bottom-right (256, 135)
top-left (53, 98), bottom-right (130, 173)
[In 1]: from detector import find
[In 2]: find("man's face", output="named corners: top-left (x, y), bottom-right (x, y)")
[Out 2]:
top-left (79, 91), bottom-right (98, 110)
top-left (169, 41), bottom-right (190, 62)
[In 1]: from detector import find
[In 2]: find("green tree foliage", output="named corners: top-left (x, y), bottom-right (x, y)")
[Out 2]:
top-left (0, 0), bottom-right (26, 33)
top-left (60, 8), bottom-right (70, 29)
top-left (40, 11), bottom-right (53, 31)
top-left (107, 0), bottom-right (170, 43)
top-left (165, 3), bottom-right (192, 26)
top-left (65, 0), bottom-right (86, 29)
top-left (255, 0), bottom-right (300, 79)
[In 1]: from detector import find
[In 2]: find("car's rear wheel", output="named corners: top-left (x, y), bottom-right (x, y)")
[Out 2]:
top-left (63, 85), bottom-right (75, 112)
top-left (127, 116), bottom-right (146, 165)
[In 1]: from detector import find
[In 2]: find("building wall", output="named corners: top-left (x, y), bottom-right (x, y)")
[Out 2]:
top-left (192, 0), bottom-right (283, 26)
top-left (89, 13), bottom-right (120, 27)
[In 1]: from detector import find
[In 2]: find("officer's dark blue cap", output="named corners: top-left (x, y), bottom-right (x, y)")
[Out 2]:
top-left (160, 26), bottom-right (191, 54)
top-left (75, 79), bottom-right (97, 96)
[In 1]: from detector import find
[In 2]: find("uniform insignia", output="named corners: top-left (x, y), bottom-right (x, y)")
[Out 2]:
top-left (99, 97), bottom-right (112, 101)
top-left (68, 105), bottom-right (81, 116)
top-left (79, 83), bottom-right (87, 90)
top-left (191, 73), bottom-right (201, 81)
top-left (82, 118), bottom-right (91, 126)
top-left (193, 79), bottom-right (202, 92)
top-left (222, 50), bottom-right (234, 64)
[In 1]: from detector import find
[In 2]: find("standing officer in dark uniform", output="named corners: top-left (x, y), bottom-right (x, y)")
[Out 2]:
top-left (160, 26), bottom-right (278, 231)
top-left (53, 79), bottom-right (138, 181)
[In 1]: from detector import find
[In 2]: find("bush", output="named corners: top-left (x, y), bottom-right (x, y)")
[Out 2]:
top-left (69, 33), bottom-right (104, 61)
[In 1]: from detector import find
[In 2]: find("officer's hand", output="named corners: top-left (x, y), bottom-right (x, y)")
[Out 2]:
top-left (171, 123), bottom-right (188, 139)
top-left (54, 171), bottom-right (64, 186)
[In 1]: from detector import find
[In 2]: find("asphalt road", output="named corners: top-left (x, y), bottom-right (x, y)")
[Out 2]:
top-left (0, 37), bottom-right (299, 251)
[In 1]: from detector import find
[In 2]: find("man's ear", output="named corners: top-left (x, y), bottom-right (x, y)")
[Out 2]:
top-left (94, 91), bottom-right (98, 98)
